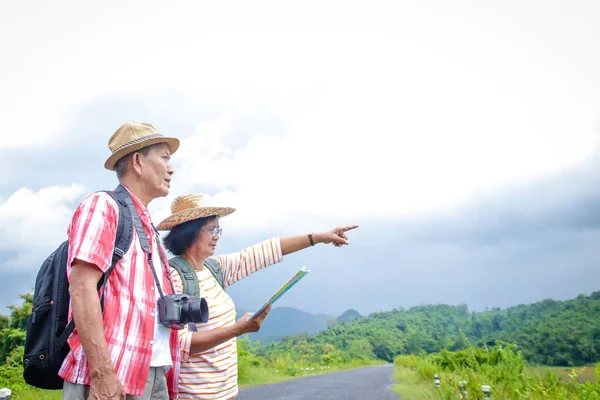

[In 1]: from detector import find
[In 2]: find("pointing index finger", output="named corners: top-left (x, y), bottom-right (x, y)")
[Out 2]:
top-left (339, 225), bottom-right (359, 233)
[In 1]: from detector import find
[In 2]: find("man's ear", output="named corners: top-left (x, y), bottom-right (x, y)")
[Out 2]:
top-left (131, 152), bottom-right (143, 175)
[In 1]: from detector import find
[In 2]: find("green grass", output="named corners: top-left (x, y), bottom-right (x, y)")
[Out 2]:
top-left (392, 367), bottom-right (440, 400)
top-left (393, 364), bottom-right (600, 400)
top-left (527, 365), bottom-right (596, 383)
top-left (392, 348), bottom-right (600, 400)
top-left (10, 388), bottom-right (62, 400)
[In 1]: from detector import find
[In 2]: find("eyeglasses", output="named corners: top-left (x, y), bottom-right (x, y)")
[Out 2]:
top-left (201, 226), bottom-right (223, 237)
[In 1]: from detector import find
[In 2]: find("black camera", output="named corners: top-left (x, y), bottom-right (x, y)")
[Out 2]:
top-left (157, 294), bottom-right (209, 330)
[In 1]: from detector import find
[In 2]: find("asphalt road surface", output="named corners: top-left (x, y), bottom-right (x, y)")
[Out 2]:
top-left (237, 364), bottom-right (398, 400)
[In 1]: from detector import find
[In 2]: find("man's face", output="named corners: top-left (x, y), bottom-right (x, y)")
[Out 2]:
top-left (138, 143), bottom-right (174, 199)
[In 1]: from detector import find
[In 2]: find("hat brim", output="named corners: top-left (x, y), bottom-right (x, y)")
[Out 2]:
top-left (104, 137), bottom-right (180, 171)
top-left (156, 207), bottom-right (236, 231)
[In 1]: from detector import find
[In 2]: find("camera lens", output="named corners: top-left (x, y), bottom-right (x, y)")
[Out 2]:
top-left (181, 297), bottom-right (209, 324)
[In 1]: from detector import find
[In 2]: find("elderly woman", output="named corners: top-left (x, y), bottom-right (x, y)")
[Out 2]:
top-left (156, 194), bottom-right (357, 400)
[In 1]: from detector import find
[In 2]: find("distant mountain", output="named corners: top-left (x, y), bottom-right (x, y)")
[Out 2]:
top-left (239, 306), bottom-right (333, 343)
top-left (262, 290), bottom-right (600, 366)
top-left (337, 308), bottom-right (363, 322)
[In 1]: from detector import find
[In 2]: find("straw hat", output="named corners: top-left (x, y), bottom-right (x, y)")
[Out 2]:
top-left (104, 122), bottom-right (180, 170)
top-left (157, 194), bottom-right (236, 231)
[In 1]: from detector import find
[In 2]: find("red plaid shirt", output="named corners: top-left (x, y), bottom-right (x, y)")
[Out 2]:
top-left (58, 187), bottom-right (180, 398)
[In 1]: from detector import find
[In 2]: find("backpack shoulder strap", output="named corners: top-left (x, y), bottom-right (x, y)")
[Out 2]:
top-left (102, 188), bottom-right (134, 283)
top-left (168, 256), bottom-right (200, 332)
top-left (169, 256), bottom-right (200, 298)
top-left (57, 186), bottom-right (134, 348)
top-left (204, 257), bottom-right (225, 290)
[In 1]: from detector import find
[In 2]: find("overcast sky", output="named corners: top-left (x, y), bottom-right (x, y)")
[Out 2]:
top-left (0, 0), bottom-right (599, 316)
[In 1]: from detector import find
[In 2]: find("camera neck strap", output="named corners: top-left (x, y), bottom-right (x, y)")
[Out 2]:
top-left (117, 185), bottom-right (175, 299)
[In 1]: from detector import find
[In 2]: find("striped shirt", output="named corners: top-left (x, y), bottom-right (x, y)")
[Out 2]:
top-left (58, 187), bottom-right (181, 398)
top-left (171, 238), bottom-right (283, 400)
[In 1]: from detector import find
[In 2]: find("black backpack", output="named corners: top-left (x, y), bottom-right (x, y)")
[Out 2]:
top-left (23, 186), bottom-right (135, 389)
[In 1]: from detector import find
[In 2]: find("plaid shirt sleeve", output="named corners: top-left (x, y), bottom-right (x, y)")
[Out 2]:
top-left (67, 192), bottom-right (119, 272)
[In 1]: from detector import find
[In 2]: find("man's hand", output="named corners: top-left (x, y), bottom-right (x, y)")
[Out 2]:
top-left (315, 225), bottom-right (359, 247)
top-left (234, 305), bottom-right (272, 335)
top-left (89, 371), bottom-right (126, 400)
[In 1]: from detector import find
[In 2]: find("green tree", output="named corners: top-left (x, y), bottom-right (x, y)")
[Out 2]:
top-left (7, 293), bottom-right (33, 330)
top-left (0, 293), bottom-right (32, 363)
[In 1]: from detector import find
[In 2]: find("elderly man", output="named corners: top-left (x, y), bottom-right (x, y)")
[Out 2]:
top-left (59, 122), bottom-right (181, 400)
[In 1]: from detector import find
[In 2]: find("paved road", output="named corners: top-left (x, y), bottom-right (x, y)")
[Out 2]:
top-left (237, 364), bottom-right (398, 400)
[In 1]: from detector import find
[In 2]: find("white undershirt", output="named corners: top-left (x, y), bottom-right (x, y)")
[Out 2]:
top-left (150, 236), bottom-right (173, 367)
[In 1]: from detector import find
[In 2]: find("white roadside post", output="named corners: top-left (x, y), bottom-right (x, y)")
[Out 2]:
top-left (434, 374), bottom-right (440, 388)
top-left (459, 380), bottom-right (468, 399)
top-left (0, 388), bottom-right (11, 400)
top-left (481, 385), bottom-right (491, 400)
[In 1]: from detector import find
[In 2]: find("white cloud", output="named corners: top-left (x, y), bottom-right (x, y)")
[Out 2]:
top-left (2, 0), bottom-right (600, 234)
top-left (0, 185), bottom-right (85, 271)
top-left (1, 1), bottom-right (600, 312)
top-left (160, 47), bottom-right (600, 231)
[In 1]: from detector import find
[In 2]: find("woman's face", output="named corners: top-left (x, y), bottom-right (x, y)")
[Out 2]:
top-left (195, 216), bottom-right (220, 259)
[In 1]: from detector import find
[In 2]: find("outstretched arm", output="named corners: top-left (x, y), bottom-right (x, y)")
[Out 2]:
top-left (280, 225), bottom-right (359, 255)
top-left (217, 225), bottom-right (359, 286)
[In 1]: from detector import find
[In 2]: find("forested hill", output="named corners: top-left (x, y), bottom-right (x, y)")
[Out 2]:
top-left (261, 291), bottom-right (600, 367)
top-left (1, 291), bottom-right (598, 377)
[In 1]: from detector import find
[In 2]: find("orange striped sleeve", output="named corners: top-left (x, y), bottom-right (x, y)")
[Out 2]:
top-left (217, 237), bottom-right (283, 287)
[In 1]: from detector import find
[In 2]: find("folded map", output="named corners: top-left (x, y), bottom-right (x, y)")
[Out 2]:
top-left (246, 266), bottom-right (311, 321)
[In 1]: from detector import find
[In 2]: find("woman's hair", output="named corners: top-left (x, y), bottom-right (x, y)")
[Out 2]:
top-left (163, 216), bottom-right (216, 255)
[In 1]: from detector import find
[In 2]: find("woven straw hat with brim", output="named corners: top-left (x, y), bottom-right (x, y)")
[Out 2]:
top-left (104, 122), bottom-right (180, 170)
top-left (157, 194), bottom-right (236, 231)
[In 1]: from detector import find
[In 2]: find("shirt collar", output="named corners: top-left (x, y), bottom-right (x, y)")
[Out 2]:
top-left (121, 185), bottom-right (153, 226)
